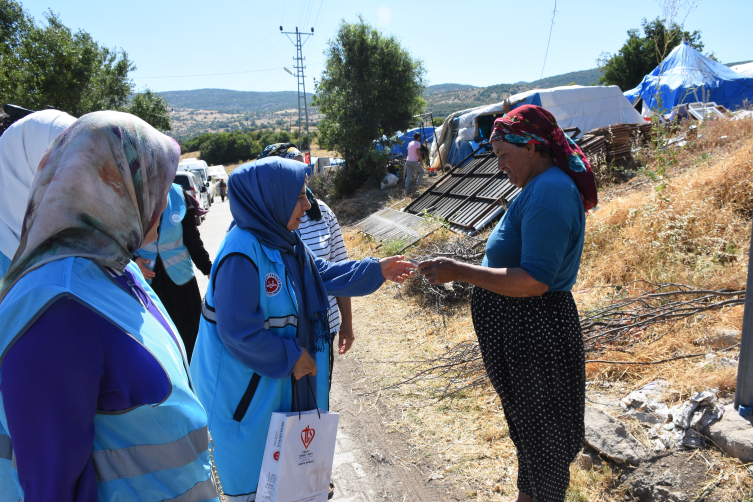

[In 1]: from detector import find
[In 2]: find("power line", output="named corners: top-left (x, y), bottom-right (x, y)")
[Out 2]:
top-left (540, 0), bottom-right (557, 81)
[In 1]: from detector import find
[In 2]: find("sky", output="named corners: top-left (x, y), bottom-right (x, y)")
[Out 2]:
top-left (18, 0), bottom-right (753, 94)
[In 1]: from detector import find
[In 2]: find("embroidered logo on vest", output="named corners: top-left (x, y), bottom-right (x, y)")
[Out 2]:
top-left (265, 273), bottom-right (282, 296)
top-left (169, 212), bottom-right (182, 224)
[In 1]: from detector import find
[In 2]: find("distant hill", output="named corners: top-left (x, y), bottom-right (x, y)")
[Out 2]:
top-left (159, 89), bottom-right (299, 113)
top-left (424, 83), bottom-right (476, 95)
top-left (162, 68), bottom-right (607, 139)
top-left (726, 60), bottom-right (753, 67)
top-left (426, 67), bottom-right (604, 118)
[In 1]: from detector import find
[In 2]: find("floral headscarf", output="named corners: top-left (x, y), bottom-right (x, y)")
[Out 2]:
top-left (490, 105), bottom-right (598, 211)
top-left (0, 111), bottom-right (180, 301)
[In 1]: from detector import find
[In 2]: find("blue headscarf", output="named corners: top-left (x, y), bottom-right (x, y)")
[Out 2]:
top-left (228, 157), bottom-right (330, 354)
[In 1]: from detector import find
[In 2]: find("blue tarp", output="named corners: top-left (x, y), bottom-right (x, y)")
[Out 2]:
top-left (376, 127), bottom-right (436, 157)
top-left (625, 41), bottom-right (753, 112)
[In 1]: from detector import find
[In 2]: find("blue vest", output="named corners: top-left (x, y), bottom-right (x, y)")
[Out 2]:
top-left (135, 184), bottom-right (195, 286)
top-left (0, 257), bottom-right (218, 502)
top-left (191, 227), bottom-right (330, 500)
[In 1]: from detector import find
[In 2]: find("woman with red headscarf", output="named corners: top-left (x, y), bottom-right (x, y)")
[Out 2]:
top-left (419, 105), bottom-right (597, 502)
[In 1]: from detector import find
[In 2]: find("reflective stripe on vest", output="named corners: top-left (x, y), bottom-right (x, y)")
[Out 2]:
top-left (91, 426), bottom-right (209, 482)
top-left (135, 184), bottom-right (194, 286)
top-left (0, 435), bottom-right (10, 461)
top-left (163, 479), bottom-right (220, 502)
top-left (201, 302), bottom-right (296, 331)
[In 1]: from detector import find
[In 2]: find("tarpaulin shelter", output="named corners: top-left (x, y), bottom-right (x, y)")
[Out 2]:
top-left (624, 41), bottom-right (753, 116)
top-left (430, 85), bottom-right (644, 168)
top-left (731, 62), bottom-right (753, 78)
top-left (376, 127), bottom-right (435, 157)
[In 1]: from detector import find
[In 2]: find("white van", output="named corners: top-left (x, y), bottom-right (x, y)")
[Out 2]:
top-left (179, 159), bottom-right (215, 204)
top-left (206, 165), bottom-right (228, 196)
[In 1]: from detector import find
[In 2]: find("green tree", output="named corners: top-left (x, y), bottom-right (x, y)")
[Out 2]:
top-left (597, 17), bottom-right (704, 91)
top-left (128, 89), bottom-right (171, 131)
top-left (0, 4), bottom-right (134, 116)
top-left (313, 16), bottom-right (426, 197)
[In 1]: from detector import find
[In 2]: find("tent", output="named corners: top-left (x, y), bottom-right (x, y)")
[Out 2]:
top-left (624, 41), bottom-right (753, 116)
top-left (731, 62), bottom-right (753, 78)
top-left (430, 85), bottom-right (644, 168)
top-left (375, 126), bottom-right (435, 157)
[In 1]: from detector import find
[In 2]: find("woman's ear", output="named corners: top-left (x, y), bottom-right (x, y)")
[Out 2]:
top-left (526, 143), bottom-right (537, 158)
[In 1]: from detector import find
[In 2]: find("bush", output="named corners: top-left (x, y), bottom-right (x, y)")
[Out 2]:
top-left (199, 131), bottom-right (261, 165)
top-left (332, 148), bottom-right (389, 199)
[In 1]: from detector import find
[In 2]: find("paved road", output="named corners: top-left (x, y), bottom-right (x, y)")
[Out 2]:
top-left (191, 199), bottom-right (452, 502)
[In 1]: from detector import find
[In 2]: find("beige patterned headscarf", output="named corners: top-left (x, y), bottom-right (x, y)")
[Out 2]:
top-left (0, 111), bottom-right (180, 301)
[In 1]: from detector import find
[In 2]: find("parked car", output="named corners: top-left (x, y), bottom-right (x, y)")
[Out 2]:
top-left (180, 159), bottom-right (215, 204)
top-left (206, 165), bottom-right (229, 197)
top-left (173, 171), bottom-right (209, 225)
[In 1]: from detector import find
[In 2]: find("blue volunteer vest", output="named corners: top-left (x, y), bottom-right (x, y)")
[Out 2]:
top-left (191, 226), bottom-right (330, 501)
top-left (0, 257), bottom-right (218, 502)
top-left (135, 184), bottom-right (195, 285)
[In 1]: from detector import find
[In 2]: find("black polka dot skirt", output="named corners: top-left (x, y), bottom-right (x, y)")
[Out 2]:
top-left (471, 287), bottom-right (585, 502)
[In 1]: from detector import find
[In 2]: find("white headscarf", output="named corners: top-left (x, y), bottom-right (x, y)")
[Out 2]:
top-left (0, 110), bottom-right (76, 260)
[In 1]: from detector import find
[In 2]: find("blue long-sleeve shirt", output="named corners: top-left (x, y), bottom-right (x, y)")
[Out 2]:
top-left (483, 166), bottom-right (585, 291)
top-left (213, 251), bottom-right (384, 379)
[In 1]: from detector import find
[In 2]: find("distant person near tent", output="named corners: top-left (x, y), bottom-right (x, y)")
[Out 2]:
top-left (134, 184), bottom-right (213, 361)
top-left (405, 132), bottom-right (425, 195)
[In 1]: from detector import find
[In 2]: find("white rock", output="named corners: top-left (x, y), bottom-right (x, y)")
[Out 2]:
top-left (707, 410), bottom-right (753, 463)
top-left (584, 405), bottom-right (646, 466)
top-left (690, 390), bottom-right (718, 407)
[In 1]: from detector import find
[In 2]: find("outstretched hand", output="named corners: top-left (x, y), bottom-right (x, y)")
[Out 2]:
top-left (379, 255), bottom-right (416, 283)
top-left (417, 257), bottom-right (460, 284)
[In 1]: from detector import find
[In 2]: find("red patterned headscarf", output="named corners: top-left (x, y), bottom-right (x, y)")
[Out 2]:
top-left (490, 105), bottom-right (598, 211)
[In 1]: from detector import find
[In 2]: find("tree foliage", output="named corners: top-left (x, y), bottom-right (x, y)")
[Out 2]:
top-left (597, 17), bottom-right (704, 91)
top-left (313, 17), bottom-right (425, 197)
top-left (0, 1), bottom-right (134, 116)
top-left (128, 89), bottom-right (172, 131)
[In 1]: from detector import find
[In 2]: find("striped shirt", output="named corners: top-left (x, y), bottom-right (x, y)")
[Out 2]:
top-left (298, 200), bottom-right (349, 333)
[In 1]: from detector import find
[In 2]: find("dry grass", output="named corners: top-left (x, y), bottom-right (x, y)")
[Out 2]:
top-left (339, 115), bottom-right (753, 501)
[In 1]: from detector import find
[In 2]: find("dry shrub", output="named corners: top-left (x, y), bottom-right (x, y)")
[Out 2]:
top-left (579, 136), bottom-right (753, 290)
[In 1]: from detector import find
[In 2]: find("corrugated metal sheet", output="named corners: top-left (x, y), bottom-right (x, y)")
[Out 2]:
top-left (403, 146), bottom-right (520, 235)
top-left (354, 208), bottom-right (439, 246)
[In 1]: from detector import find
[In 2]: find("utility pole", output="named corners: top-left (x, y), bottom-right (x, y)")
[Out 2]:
top-left (735, 224), bottom-right (753, 418)
top-left (281, 26), bottom-right (313, 154)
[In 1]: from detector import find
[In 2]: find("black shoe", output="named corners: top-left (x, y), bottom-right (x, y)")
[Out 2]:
top-left (328, 482), bottom-right (335, 500)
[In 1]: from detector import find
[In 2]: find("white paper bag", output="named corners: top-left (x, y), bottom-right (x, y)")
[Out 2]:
top-left (257, 409), bottom-right (339, 502)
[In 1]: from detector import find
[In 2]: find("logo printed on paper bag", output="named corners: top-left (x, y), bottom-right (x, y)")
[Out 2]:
top-left (265, 273), bottom-right (282, 296)
top-left (301, 426), bottom-right (315, 449)
top-left (273, 450), bottom-right (280, 461)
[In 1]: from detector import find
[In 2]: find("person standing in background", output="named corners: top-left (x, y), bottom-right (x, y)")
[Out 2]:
top-left (218, 178), bottom-right (227, 202)
top-left (404, 132), bottom-right (425, 195)
top-left (0, 109), bottom-right (76, 277)
top-left (134, 184), bottom-right (212, 360)
top-left (298, 187), bottom-right (353, 393)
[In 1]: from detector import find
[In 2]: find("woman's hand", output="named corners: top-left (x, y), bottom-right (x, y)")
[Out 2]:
top-left (338, 327), bottom-right (355, 354)
top-left (134, 257), bottom-right (156, 279)
top-left (417, 258), bottom-right (461, 284)
top-left (379, 255), bottom-right (416, 283)
top-left (293, 348), bottom-right (317, 379)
